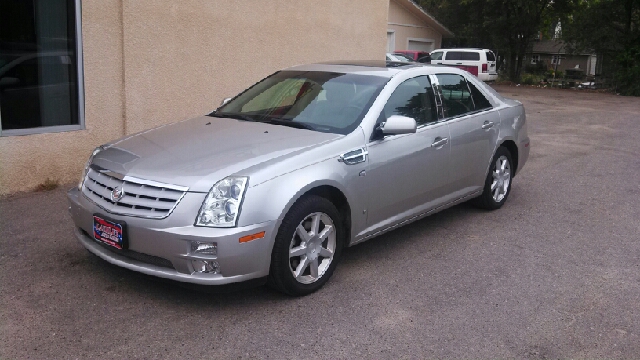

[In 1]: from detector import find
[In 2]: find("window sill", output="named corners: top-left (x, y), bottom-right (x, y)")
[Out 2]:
top-left (0, 124), bottom-right (84, 137)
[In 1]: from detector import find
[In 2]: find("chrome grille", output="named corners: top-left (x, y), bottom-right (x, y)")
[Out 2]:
top-left (82, 167), bottom-right (187, 219)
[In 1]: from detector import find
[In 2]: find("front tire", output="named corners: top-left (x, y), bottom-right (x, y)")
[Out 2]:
top-left (268, 195), bottom-right (344, 296)
top-left (474, 146), bottom-right (513, 210)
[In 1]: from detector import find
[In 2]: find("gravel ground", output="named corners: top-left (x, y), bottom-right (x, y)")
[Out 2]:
top-left (1, 85), bottom-right (639, 359)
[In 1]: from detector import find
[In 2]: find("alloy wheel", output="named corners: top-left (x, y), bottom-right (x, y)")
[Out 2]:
top-left (491, 155), bottom-right (511, 202)
top-left (288, 212), bottom-right (336, 284)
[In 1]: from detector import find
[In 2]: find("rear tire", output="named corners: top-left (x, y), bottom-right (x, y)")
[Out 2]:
top-left (473, 146), bottom-right (513, 210)
top-left (268, 195), bottom-right (344, 296)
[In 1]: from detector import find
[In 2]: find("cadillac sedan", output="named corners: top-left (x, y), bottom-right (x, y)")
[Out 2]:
top-left (68, 61), bottom-right (530, 296)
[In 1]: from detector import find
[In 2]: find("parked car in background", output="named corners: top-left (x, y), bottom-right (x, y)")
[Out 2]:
top-left (393, 50), bottom-right (431, 63)
top-left (68, 61), bottom-right (529, 296)
top-left (386, 53), bottom-right (414, 62)
top-left (430, 48), bottom-right (498, 82)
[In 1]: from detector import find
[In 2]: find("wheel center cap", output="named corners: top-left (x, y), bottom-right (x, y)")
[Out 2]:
top-left (308, 246), bottom-right (319, 261)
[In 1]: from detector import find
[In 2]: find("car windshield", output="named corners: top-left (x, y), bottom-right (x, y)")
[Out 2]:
top-left (393, 53), bottom-right (413, 62)
top-left (213, 70), bottom-right (389, 134)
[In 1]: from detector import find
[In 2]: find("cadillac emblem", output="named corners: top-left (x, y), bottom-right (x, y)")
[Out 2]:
top-left (110, 186), bottom-right (125, 203)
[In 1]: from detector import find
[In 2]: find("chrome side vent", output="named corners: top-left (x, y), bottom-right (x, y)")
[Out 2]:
top-left (339, 148), bottom-right (368, 165)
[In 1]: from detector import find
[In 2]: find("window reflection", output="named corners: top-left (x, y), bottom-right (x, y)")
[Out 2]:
top-left (0, 0), bottom-right (79, 131)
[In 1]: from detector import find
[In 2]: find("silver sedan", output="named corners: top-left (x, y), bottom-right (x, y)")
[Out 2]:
top-left (67, 61), bottom-right (530, 296)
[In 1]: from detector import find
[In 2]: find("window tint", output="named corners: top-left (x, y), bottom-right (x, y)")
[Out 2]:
top-left (445, 51), bottom-right (481, 61)
top-left (435, 74), bottom-right (474, 118)
top-left (467, 81), bottom-right (492, 110)
top-left (430, 52), bottom-right (443, 61)
top-left (486, 51), bottom-right (496, 61)
top-left (383, 76), bottom-right (438, 126)
top-left (0, 0), bottom-right (80, 132)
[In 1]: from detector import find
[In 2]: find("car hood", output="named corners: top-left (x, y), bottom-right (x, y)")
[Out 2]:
top-left (92, 116), bottom-right (341, 192)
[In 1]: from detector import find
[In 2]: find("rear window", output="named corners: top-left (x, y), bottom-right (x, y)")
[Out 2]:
top-left (445, 51), bottom-right (481, 61)
top-left (486, 51), bottom-right (496, 61)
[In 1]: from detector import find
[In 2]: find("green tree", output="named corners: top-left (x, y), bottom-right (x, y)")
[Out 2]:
top-left (562, 0), bottom-right (640, 95)
top-left (418, 0), bottom-right (571, 82)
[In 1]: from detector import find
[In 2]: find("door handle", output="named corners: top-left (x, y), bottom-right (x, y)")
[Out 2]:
top-left (482, 121), bottom-right (494, 129)
top-left (431, 137), bottom-right (448, 148)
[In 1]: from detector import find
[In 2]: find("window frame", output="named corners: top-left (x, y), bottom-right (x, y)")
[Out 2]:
top-left (531, 55), bottom-right (541, 64)
top-left (551, 55), bottom-right (561, 65)
top-left (379, 75), bottom-right (439, 129)
top-left (0, 0), bottom-right (85, 137)
top-left (430, 73), bottom-right (494, 121)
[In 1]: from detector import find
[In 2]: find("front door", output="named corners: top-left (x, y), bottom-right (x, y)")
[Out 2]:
top-left (360, 75), bottom-right (451, 237)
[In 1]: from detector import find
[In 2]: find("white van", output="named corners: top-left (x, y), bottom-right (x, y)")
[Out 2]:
top-left (430, 48), bottom-right (498, 82)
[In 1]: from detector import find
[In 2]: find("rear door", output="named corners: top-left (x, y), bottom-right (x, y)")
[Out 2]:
top-left (432, 73), bottom-right (499, 196)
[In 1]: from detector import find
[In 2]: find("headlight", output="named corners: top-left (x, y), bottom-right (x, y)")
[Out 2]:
top-left (196, 177), bottom-right (248, 227)
top-left (78, 146), bottom-right (106, 190)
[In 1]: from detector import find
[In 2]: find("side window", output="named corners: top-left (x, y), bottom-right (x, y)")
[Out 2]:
top-left (383, 76), bottom-right (438, 126)
top-left (430, 52), bottom-right (443, 61)
top-left (445, 51), bottom-right (480, 61)
top-left (467, 81), bottom-right (493, 110)
top-left (435, 74), bottom-right (474, 118)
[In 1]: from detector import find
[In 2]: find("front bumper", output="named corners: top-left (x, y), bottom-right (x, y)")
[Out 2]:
top-left (67, 188), bottom-right (277, 285)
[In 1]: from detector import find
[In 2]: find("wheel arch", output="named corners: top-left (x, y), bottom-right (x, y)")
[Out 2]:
top-left (499, 139), bottom-right (519, 176)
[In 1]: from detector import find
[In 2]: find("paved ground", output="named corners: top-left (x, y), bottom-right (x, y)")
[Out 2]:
top-left (1, 86), bottom-right (640, 359)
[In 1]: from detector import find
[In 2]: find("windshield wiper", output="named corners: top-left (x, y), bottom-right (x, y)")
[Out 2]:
top-left (259, 118), bottom-right (315, 131)
top-left (208, 112), bottom-right (255, 122)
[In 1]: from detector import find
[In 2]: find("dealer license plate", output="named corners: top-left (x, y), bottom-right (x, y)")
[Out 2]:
top-left (93, 215), bottom-right (126, 250)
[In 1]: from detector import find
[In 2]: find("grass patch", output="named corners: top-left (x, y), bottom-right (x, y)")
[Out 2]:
top-left (34, 178), bottom-right (60, 192)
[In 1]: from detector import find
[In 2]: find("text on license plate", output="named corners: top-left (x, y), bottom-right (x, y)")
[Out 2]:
top-left (93, 215), bottom-right (124, 250)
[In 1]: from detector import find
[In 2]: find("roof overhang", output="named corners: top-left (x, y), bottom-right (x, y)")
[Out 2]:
top-left (392, 0), bottom-right (454, 38)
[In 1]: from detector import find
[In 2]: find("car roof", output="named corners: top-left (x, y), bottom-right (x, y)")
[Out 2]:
top-left (285, 61), bottom-right (449, 78)
top-left (433, 48), bottom-right (492, 52)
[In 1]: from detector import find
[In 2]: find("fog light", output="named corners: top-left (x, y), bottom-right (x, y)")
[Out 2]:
top-left (192, 260), bottom-right (220, 274)
top-left (190, 241), bottom-right (217, 256)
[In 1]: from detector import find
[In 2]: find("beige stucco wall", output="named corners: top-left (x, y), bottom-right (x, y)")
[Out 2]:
top-left (387, 0), bottom-right (442, 51)
top-left (0, 0), bottom-right (388, 195)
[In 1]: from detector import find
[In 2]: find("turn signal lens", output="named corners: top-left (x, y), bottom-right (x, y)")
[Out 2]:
top-left (239, 231), bottom-right (266, 243)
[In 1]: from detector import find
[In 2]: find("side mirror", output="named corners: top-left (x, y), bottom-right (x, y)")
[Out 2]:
top-left (0, 77), bottom-right (20, 88)
top-left (379, 115), bottom-right (417, 135)
top-left (220, 97), bottom-right (232, 106)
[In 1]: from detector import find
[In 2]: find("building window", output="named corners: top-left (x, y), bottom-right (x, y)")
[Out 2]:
top-left (531, 55), bottom-right (540, 64)
top-left (551, 55), bottom-right (562, 65)
top-left (0, 0), bottom-right (83, 136)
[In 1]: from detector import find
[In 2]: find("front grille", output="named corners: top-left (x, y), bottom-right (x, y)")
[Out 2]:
top-left (81, 229), bottom-right (175, 270)
top-left (82, 167), bottom-right (187, 219)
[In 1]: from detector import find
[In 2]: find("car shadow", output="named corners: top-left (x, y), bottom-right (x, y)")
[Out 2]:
top-left (83, 200), bottom-right (488, 306)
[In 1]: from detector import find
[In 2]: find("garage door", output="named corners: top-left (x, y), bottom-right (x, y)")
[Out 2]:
top-left (408, 40), bottom-right (434, 52)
